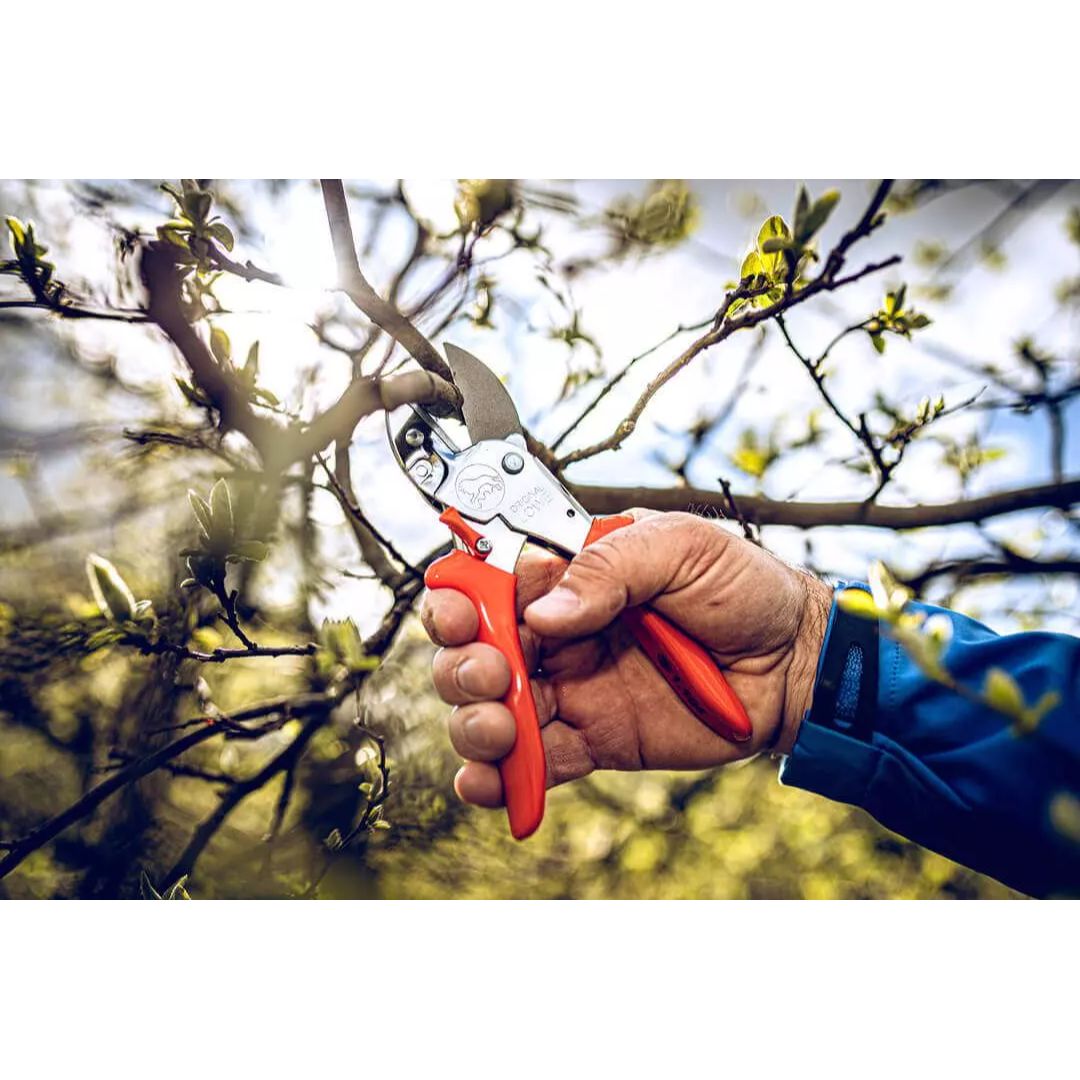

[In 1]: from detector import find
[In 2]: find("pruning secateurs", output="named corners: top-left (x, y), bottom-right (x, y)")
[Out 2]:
top-left (387, 344), bottom-right (752, 840)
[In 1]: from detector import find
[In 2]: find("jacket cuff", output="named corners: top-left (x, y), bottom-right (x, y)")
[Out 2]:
top-left (778, 583), bottom-right (881, 806)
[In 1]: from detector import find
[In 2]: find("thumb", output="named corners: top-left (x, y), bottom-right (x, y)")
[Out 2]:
top-left (523, 512), bottom-right (718, 638)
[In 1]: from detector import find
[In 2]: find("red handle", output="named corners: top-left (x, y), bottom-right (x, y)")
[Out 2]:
top-left (585, 516), bottom-right (753, 743)
top-left (425, 551), bottom-right (545, 840)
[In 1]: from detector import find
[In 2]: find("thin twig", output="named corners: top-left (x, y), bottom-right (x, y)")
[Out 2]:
top-left (550, 318), bottom-right (712, 451)
top-left (139, 640), bottom-right (317, 664)
top-left (556, 183), bottom-right (898, 468)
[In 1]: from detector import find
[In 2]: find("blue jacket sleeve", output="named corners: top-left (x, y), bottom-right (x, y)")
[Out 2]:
top-left (779, 589), bottom-right (1080, 898)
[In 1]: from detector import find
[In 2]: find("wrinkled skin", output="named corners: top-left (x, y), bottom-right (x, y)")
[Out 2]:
top-left (420, 510), bottom-right (833, 809)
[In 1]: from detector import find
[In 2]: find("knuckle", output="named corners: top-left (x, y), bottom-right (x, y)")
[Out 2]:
top-left (568, 542), bottom-right (625, 599)
top-left (430, 647), bottom-right (458, 694)
top-left (434, 644), bottom-right (508, 702)
top-left (419, 597), bottom-right (443, 644)
top-left (564, 547), bottom-right (626, 619)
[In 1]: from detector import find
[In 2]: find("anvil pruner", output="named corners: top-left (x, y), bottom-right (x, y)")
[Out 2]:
top-left (388, 344), bottom-right (752, 839)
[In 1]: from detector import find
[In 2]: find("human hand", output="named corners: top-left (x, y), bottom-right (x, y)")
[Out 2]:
top-left (420, 510), bottom-right (833, 809)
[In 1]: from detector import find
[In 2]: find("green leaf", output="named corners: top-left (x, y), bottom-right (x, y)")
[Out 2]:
top-left (793, 185), bottom-right (811, 238)
top-left (160, 183), bottom-right (185, 211)
top-left (175, 377), bottom-right (210, 409)
top-left (86, 627), bottom-right (124, 650)
top-left (836, 589), bottom-right (881, 619)
top-left (139, 870), bottom-right (163, 899)
top-left (868, 561), bottom-right (911, 614)
top-left (319, 617), bottom-right (378, 673)
top-left (86, 554), bottom-right (137, 622)
top-left (132, 599), bottom-right (156, 625)
top-left (5, 216), bottom-right (27, 253)
top-left (756, 214), bottom-right (790, 249)
top-left (157, 225), bottom-right (191, 250)
top-left (243, 341), bottom-right (260, 383)
top-left (1049, 793), bottom-right (1080, 843)
top-left (870, 332), bottom-right (886, 354)
top-left (209, 479), bottom-right (234, 546)
top-left (207, 221), bottom-right (235, 251)
top-left (795, 189), bottom-right (840, 244)
top-left (1015, 690), bottom-right (1061, 735)
top-left (188, 490), bottom-right (213, 539)
top-left (756, 215), bottom-right (791, 277)
top-left (209, 325), bottom-right (231, 365)
top-left (141, 871), bottom-right (190, 899)
top-left (921, 613), bottom-right (953, 655)
top-left (186, 554), bottom-right (217, 589)
top-left (729, 429), bottom-right (774, 478)
top-left (162, 875), bottom-right (191, 899)
top-left (984, 668), bottom-right (1025, 719)
top-left (740, 250), bottom-right (762, 280)
top-left (231, 540), bottom-right (269, 562)
top-left (184, 189), bottom-right (212, 224)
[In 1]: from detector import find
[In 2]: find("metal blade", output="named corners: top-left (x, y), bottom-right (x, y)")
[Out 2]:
top-left (445, 343), bottom-right (523, 443)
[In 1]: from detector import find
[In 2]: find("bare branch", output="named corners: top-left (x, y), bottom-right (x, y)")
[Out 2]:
top-left (574, 476), bottom-right (1080, 530)
top-left (206, 241), bottom-right (283, 286)
top-left (292, 367), bottom-right (457, 462)
top-left (320, 179), bottom-right (458, 391)
top-left (316, 445), bottom-right (417, 588)
top-left (558, 257), bottom-right (899, 468)
top-left (0, 300), bottom-right (148, 323)
top-left (903, 554), bottom-right (1080, 592)
top-left (550, 318), bottom-right (712, 452)
top-left (138, 640), bottom-right (318, 664)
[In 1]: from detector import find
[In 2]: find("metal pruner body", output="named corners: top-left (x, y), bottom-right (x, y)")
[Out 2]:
top-left (388, 345), bottom-right (751, 839)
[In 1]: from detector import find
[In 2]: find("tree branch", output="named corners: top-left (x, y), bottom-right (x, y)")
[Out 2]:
top-left (138, 640), bottom-right (318, 664)
top-left (320, 179), bottom-right (459, 393)
top-left (291, 368), bottom-right (457, 463)
top-left (573, 476), bottom-right (1080, 530)
top-left (316, 445), bottom-right (417, 588)
top-left (141, 241), bottom-right (457, 466)
top-left (902, 554), bottom-right (1080, 592)
top-left (141, 242), bottom-right (279, 452)
top-left (0, 300), bottom-right (148, 323)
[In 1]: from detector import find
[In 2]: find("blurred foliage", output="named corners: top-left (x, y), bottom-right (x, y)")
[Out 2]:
top-left (0, 623), bottom-right (1020, 899)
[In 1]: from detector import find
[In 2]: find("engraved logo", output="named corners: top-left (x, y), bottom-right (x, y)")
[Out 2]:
top-left (510, 484), bottom-right (554, 520)
top-left (455, 464), bottom-right (505, 513)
